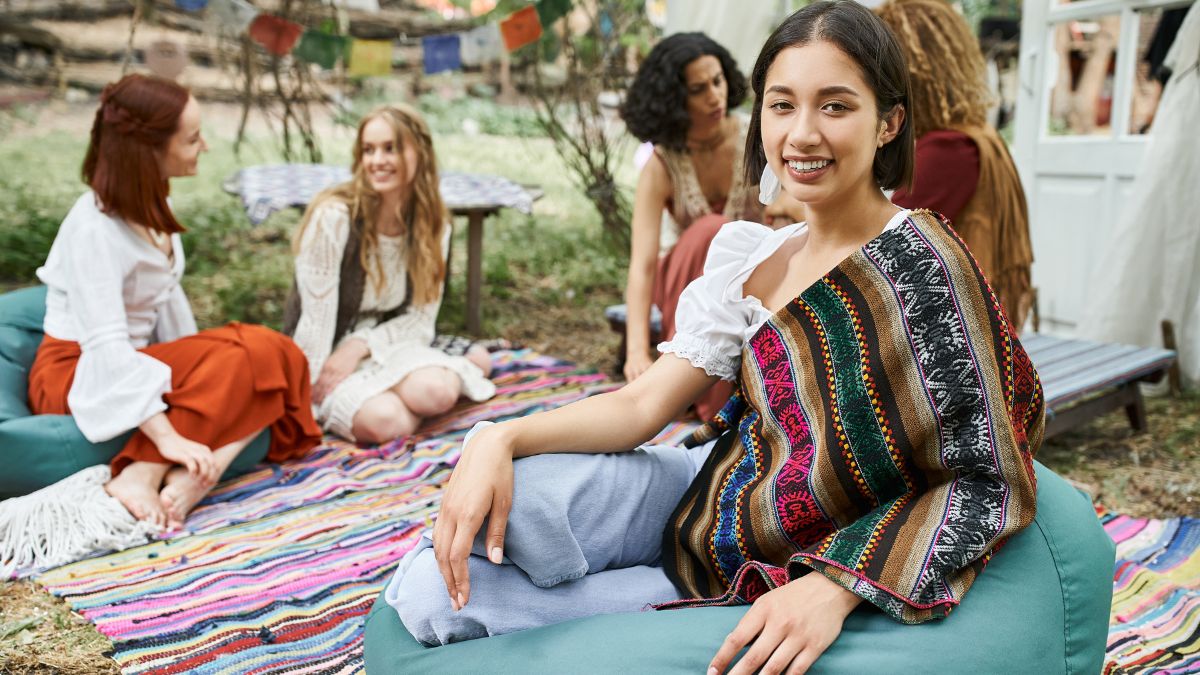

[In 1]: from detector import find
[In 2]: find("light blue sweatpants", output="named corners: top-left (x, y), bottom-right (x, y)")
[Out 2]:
top-left (383, 421), bottom-right (713, 646)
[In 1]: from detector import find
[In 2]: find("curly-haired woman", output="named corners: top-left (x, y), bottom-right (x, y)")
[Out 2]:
top-left (619, 33), bottom-right (763, 418)
top-left (284, 104), bottom-right (494, 445)
top-left (878, 0), bottom-right (1035, 329)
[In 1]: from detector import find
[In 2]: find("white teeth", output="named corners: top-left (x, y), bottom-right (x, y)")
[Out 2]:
top-left (788, 159), bottom-right (831, 172)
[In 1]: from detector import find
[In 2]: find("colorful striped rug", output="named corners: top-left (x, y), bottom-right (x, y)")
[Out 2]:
top-left (29, 350), bottom-right (1200, 673)
top-left (33, 350), bottom-right (695, 673)
top-left (1101, 509), bottom-right (1200, 674)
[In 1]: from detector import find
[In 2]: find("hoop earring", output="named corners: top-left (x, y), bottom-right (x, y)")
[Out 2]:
top-left (759, 165), bottom-right (781, 205)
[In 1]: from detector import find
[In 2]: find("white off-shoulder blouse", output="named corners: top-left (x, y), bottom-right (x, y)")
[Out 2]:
top-left (658, 209), bottom-right (911, 380)
top-left (36, 191), bottom-right (194, 442)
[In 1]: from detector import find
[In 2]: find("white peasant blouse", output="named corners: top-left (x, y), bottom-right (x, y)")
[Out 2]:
top-left (658, 209), bottom-right (911, 380)
top-left (36, 191), bottom-right (195, 442)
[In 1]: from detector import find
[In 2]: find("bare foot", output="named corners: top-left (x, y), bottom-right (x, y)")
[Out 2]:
top-left (159, 467), bottom-right (215, 529)
top-left (105, 464), bottom-right (168, 530)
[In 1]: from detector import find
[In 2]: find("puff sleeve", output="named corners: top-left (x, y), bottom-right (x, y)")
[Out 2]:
top-left (657, 220), bottom-right (773, 381)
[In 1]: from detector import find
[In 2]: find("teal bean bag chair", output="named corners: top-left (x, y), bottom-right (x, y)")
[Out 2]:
top-left (0, 285), bottom-right (269, 499)
top-left (363, 462), bottom-right (1114, 674)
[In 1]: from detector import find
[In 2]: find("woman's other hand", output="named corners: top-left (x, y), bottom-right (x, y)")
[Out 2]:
top-left (314, 337), bottom-right (368, 404)
top-left (139, 412), bottom-right (217, 483)
top-left (709, 572), bottom-right (861, 675)
top-left (433, 421), bottom-right (514, 611)
top-left (155, 433), bottom-right (217, 484)
top-left (623, 350), bottom-right (655, 382)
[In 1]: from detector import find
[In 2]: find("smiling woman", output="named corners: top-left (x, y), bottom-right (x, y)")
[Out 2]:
top-left (282, 104), bottom-right (495, 445)
top-left (377, 3), bottom-right (1100, 673)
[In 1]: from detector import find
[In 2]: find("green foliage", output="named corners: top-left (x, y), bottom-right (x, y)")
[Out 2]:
top-left (0, 133), bottom-right (84, 282)
top-left (417, 94), bottom-right (545, 138)
top-left (333, 87), bottom-right (545, 138)
top-left (0, 182), bottom-right (68, 282)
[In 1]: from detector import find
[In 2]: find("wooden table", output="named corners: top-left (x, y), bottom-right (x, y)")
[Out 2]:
top-left (222, 165), bottom-right (539, 334)
top-left (449, 201), bottom-right (539, 333)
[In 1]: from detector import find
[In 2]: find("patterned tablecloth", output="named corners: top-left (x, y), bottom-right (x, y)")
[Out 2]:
top-left (223, 164), bottom-right (536, 224)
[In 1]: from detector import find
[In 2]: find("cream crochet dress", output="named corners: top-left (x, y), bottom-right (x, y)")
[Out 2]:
top-left (291, 201), bottom-right (495, 440)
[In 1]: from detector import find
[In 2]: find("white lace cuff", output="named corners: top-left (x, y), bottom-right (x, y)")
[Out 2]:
top-left (658, 334), bottom-right (740, 381)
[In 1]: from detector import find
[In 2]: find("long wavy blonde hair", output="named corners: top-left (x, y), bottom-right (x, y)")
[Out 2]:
top-left (296, 104), bottom-right (448, 304)
top-left (876, 0), bottom-right (994, 138)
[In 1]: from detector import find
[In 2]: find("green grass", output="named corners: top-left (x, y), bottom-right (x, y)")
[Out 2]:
top-left (0, 118), bottom-right (634, 337)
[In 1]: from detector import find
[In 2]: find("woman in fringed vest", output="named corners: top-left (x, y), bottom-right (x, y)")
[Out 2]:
top-left (28, 74), bottom-right (322, 530)
top-left (880, 0), bottom-right (1035, 330)
top-left (284, 105), bottom-right (494, 445)
top-left (386, 3), bottom-right (1044, 672)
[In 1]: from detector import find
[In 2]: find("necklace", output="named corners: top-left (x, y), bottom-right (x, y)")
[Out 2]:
top-left (140, 225), bottom-right (172, 258)
top-left (147, 228), bottom-right (169, 246)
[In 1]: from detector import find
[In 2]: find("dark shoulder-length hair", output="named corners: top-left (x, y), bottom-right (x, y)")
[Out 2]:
top-left (620, 32), bottom-right (748, 151)
top-left (83, 73), bottom-right (190, 234)
top-left (744, 1), bottom-right (915, 191)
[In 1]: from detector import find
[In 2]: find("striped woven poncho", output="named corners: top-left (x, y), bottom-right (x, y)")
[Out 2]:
top-left (661, 210), bottom-right (1045, 623)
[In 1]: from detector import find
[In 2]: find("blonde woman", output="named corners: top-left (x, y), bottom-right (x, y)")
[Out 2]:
top-left (284, 105), bottom-right (494, 444)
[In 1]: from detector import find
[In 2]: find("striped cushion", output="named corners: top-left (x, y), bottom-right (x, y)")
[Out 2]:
top-left (604, 304), bottom-right (662, 333)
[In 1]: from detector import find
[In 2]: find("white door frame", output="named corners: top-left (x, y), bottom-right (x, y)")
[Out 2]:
top-left (1012, 0), bottom-right (1193, 333)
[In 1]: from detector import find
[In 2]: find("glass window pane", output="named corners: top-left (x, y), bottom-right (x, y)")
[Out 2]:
top-left (1128, 5), bottom-right (1191, 135)
top-left (1046, 13), bottom-right (1121, 137)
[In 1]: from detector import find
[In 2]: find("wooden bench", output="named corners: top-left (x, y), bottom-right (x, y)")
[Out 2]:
top-left (1022, 333), bottom-right (1175, 439)
top-left (605, 303), bottom-right (1176, 438)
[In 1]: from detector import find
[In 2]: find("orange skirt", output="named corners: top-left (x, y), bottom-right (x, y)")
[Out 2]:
top-left (652, 213), bottom-right (734, 421)
top-left (28, 323), bottom-right (322, 477)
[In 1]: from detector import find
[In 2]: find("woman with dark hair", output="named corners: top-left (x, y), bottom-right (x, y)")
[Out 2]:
top-left (878, 0), bottom-right (1035, 329)
top-left (619, 32), bottom-right (761, 420)
top-left (387, 2), bottom-right (1049, 671)
top-left (27, 74), bottom-right (322, 530)
top-left (284, 104), bottom-right (494, 444)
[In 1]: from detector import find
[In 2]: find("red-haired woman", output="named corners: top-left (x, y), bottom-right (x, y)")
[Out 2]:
top-left (27, 74), bottom-right (322, 530)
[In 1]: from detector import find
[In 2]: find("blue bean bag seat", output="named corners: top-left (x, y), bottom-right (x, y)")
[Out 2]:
top-left (363, 461), bottom-right (1114, 673)
top-left (0, 285), bottom-right (269, 499)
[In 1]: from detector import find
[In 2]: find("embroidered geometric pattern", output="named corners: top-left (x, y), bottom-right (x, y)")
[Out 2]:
top-left (661, 211), bottom-right (1043, 624)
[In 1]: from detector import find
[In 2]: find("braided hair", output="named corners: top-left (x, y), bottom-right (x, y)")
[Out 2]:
top-left (876, 0), bottom-right (993, 138)
top-left (83, 74), bottom-right (190, 234)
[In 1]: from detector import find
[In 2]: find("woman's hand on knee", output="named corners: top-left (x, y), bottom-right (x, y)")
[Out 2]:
top-left (433, 423), bottom-right (514, 611)
top-left (314, 338), bottom-right (368, 404)
top-left (708, 572), bottom-right (860, 675)
top-left (623, 350), bottom-right (654, 383)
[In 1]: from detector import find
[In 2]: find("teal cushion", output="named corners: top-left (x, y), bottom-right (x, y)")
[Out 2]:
top-left (0, 285), bottom-right (271, 498)
top-left (363, 462), bottom-right (1114, 674)
top-left (0, 417), bottom-right (271, 499)
top-left (0, 285), bottom-right (47, 423)
top-left (0, 352), bottom-right (31, 422)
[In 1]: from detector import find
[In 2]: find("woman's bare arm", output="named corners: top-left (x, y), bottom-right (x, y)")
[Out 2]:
top-left (624, 154), bottom-right (673, 381)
